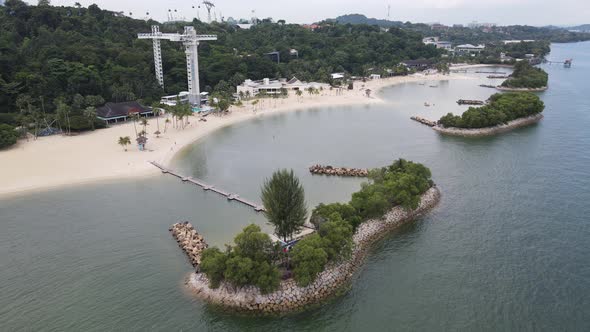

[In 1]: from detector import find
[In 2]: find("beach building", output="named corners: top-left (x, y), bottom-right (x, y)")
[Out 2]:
top-left (96, 101), bottom-right (153, 124)
top-left (423, 37), bottom-right (452, 50)
top-left (160, 91), bottom-right (189, 106)
top-left (369, 74), bottom-right (381, 80)
top-left (401, 59), bottom-right (434, 70)
top-left (455, 44), bottom-right (485, 55)
top-left (236, 77), bottom-right (330, 98)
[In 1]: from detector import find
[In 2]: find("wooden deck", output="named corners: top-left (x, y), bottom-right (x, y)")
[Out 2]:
top-left (150, 161), bottom-right (266, 212)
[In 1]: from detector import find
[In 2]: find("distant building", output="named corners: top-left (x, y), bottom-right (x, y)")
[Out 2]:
top-left (502, 40), bottom-right (535, 44)
top-left (236, 77), bottom-right (330, 98)
top-left (369, 74), bottom-right (381, 80)
top-left (423, 37), bottom-right (452, 50)
top-left (236, 24), bottom-right (253, 29)
top-left (331, 73), bottom-right (345, 80)
top-left (96, 101), bottom-right (153, 124)
top-left (430, 23), bottom-right (449, 31)
top-left (455, 44), bottom-right (485, 55)
top-left (289, 49), bottom-right (299, 58)
top-left (301, 24), bottom-right (320, 30)
top-left (266, 51), bottom-right (280, 63)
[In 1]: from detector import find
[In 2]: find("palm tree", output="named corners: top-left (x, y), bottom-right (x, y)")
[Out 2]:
top-left (261, 169), bottom-right (308, 243)
top-left (295, 90), bottom-right (303, 102)
top-left (251, 99), bottom-right (259, 111)
top-left (164, 118), bottom-right (171, 133)
top-left (151, 102), bottom-right (162, 135)
top-left (118, 136), bottom-right (131, 151)
top-left (140, 118), bottom-right (149, 135)
top-left (83, 106), bottom-right (96, 130)
top-left (129, 113), bottom-right (139, 137)
top-left (365, 89), bottom-right (372, 98)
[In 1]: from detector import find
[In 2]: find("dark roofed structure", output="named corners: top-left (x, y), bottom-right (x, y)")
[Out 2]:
top-left (96, 101), bottom-right (153, 123)
top-left (401, 59), bottom-right (435, 70)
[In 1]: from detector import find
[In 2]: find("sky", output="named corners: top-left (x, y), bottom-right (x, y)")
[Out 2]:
top-left (48, 0), bottom-right (589, 26)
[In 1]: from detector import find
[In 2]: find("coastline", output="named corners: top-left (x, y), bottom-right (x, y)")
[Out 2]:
top-left (185, 186), bottom-right (441, 314)
top-left (432, 113), bottom-right (544, 137)
top-left (495, 86), bottom-right (548, 92)
top-left (0, 72), bottom-right (472, 198)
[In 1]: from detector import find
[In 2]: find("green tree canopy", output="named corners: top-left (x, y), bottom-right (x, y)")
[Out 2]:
top-left (261, 169), bottom-right (308, 242)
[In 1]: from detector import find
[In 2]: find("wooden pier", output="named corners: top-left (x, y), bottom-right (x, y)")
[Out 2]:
top-left (150, 161), bottom-right (265, 212)
top-left (487, 75), bottom-right (509, 79)
top-left (475, 71), bottom-right (506, 74)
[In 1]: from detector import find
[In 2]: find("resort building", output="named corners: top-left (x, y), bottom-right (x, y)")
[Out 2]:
top-left (160, 91), bottom-right (208, 106)
top-left (455, 44), bottom-right (485, 55)
top-left (422, 37), bottom-right (452, 50)
top-left (236, 77), bottom-right (330, 98)
top-left (96, 101), bottom-right (153, 124)
top-left (401, 59), bottom-right (434, 70)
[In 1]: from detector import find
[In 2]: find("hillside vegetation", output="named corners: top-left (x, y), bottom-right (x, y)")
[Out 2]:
top-left (439, 92), bottom-right (545, 129)
top-left (501, 61), bottom-right (549, 89)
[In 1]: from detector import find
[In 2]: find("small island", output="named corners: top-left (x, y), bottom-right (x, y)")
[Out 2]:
top-left (497, 61), bottom-right (549, 91)
top-left (434, 92), bottom-right (545, 136)
top-left (181, 159), bottom-right (440, 314)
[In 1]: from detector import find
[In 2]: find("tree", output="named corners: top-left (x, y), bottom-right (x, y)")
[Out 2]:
top-left (291, 234), bottom-right (328, 286)
top-left (295, 89), bottom-right (303, 102)
top-left (200, 247), bottom-right (228, 288)
top-left (140, 118), bottom-right (149, 135)
top-left (38, 0), bottom-right (50, 6)
top-left (164, 118), bottom-right (171, 133)
top-left (118, 136), bottom-right (131, 151)
top-left (320, 219), bottom-right (353, 261)
top-left (83, 107), bottom-right (96, 130)
top-left (232, 224), bottom-right (274, 261)
top-left (0, 124), bottom-right (19, 149)
top-left (261, 169), bottom-right (308, 242)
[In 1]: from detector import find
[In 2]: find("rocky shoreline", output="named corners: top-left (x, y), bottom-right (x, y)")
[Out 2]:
top-left (433, 113), bottom-right (543, 137)
top-left (185, 186), bottom-right (441, 314)
top-left (309, 164), bottom-right (368, 177)
top-left (170, 222), bottom-right (208, 268)
top-left (495, 86), bottom-right (548, 92)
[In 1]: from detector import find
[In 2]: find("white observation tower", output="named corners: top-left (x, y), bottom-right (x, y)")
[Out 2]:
top-left (138, 25), bottom-right (217, 106)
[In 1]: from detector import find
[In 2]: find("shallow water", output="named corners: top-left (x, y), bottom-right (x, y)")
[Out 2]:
top-left (1, 42), bottom-right (589, 331)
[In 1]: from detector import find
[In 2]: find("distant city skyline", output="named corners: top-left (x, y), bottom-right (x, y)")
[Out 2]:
top-left (44, 0), bottom-right (589, 26)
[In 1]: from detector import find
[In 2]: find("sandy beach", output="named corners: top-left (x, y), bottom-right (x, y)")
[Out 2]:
top-left (0, 72), bottom-right (473, 197)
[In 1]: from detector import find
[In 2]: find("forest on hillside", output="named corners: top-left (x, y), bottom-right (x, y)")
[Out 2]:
top-left (0, 0), bottom-right (441, 117)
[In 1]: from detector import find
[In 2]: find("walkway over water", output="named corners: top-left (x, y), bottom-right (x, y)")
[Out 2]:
top-left (150, 161), bottom-right (265, 212)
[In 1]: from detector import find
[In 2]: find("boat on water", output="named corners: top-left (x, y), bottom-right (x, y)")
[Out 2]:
top-left (424, 102), bottom-right (431, 107)
top-left (429, 85), bottom-right (438, 88)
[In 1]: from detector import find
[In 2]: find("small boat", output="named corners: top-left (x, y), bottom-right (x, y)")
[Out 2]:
top-left (424, 102), bottom-right (431, 107)
top-left (429, 85), bottom-right (438, 88)
top-left (418, 83), bottom-right (426, 86)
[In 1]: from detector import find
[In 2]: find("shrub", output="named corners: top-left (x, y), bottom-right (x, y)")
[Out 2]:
top-left (0, 124), bottom-right (18, 149)
top-left (291, 234), bottom-right (328, 287)
top-left (310, 202), bottom-right (361, 230)
top-left (319, 219), bottom-right (353, 261)
top-left (200, 248), bottom-right (228, 289)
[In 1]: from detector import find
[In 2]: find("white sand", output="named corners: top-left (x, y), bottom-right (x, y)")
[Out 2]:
top-left (0, 73), bottom-right (473, 197)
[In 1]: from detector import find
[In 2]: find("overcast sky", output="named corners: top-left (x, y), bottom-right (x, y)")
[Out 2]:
top-left (49, 0), bottom-right (589, 26)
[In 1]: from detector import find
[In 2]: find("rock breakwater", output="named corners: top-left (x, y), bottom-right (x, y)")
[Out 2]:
top-left (410, 116), bottom-right (437, 127)
top-left (309, 165), bottom-right (368, 177)
top-left (170, 222), bottom-right (208, 269)
top-left (185, 187), bottom-right (441, 314)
